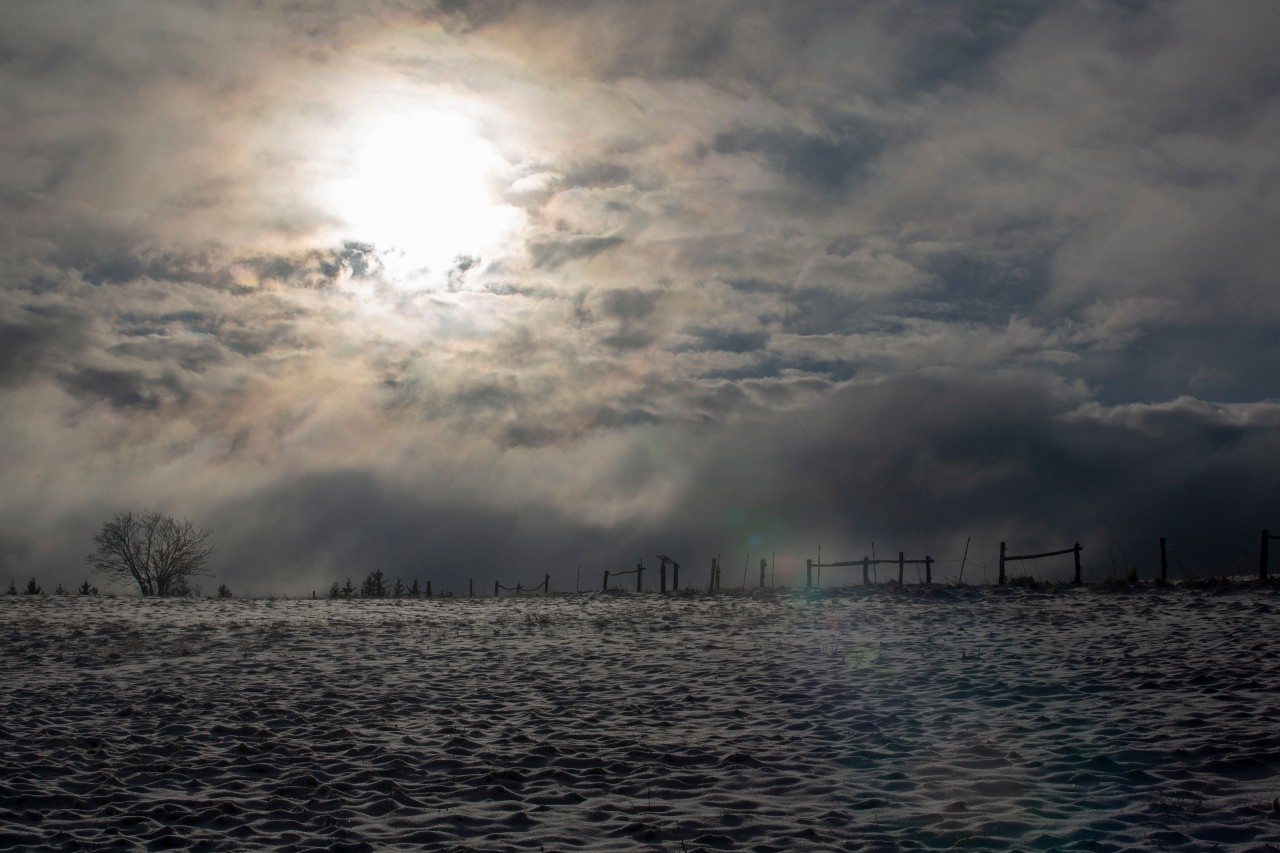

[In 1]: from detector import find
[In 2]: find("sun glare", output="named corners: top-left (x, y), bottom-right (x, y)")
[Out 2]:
top-left (323, 106), bottom-right (518, 286)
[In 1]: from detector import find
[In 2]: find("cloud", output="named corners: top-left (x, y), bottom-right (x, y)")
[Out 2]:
top-left (528, 235), bottom-right (627, 269)
top-left (2, 0), bottom-right (1279, 591)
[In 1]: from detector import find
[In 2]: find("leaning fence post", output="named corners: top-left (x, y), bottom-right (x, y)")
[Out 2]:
top-left (1073, 542), bottom-right (1083, 584)
top-left (898, 551), bottom-right (904, 585)
top-left (925, 556), bottom-right (933, 585)
top-left (1262, 530), bottom-right (1270, 582)
top-left (494, 580), bottom-right (499, 597)
top-left (1159, 537), bottom-right (1168, 581)
top-left (806, 559), bottom-right (812, 589)
top-left (545, 574), bottom-right (550, 594)
top-left (999, 542), bottom-right (1007, 585)
top-left (603, 570), bottom-right (610, 591)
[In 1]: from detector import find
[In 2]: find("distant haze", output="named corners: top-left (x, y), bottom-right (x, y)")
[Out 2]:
top-left (2, 2), bottom-right (1278, 594)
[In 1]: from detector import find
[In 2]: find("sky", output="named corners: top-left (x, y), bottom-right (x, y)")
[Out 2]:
top-left (3, 0), bottom-right (1279, 595)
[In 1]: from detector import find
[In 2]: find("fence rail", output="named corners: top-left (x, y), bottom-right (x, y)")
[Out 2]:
top-left (495, 574), bottom-right (550, 596)
top-left (805, 551), bottom-right (934, 588)
top-left (999, 541), bottom-right (1082, 585)
top-left (603, 562), bottom-right (645, 592)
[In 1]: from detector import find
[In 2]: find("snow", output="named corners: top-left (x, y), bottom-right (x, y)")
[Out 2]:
top-left (2, 585), bottom-right (1279, 850)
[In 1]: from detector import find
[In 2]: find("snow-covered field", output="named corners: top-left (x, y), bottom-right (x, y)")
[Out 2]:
top-left (2, 584), bottom-right (1279, 851)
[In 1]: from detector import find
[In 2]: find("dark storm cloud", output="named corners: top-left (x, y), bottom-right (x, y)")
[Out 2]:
top-left (200, 469), bottom-right (639, 595)
top-left (0, 306), bottom-right (86, 385)
top-left (681, 326), bottom-right (770, 355)
top-left (711, 125), bottom-right (883, 196)
top-left (60, 366), bottom-right (187, 410)
top-left (1077, 322), bottom-right (1280, 407)
top-left (666, 371), bottom-right (1279, 579)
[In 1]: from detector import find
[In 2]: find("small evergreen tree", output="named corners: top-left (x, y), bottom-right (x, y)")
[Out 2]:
top-left (393, 577), bottom-right (405, 598)
top-left (361, 569), bottom-right (387, 598)
top-left (342, 578), bottom-right (355, 598)
top-left (25, 577), bottom-right (41, 595)
top-left (78, 580), bottom-right (98, 595)
top-left (328, 581), bottom-right (342, 599)
top-left (409, 579), bottom-right (420, 598)
top-left (55, 583), bottom-right (67, 595)
top-left (217, 583), bottom-right (233, 598)
top-left (7, 580), bottom-right (17, 595)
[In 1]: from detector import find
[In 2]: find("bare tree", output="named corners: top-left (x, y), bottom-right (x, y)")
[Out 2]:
top-left (87, 510), bottom-right (215, 596)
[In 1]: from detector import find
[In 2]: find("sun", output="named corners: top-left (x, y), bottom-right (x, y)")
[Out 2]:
top-left (322, 105), bottom-right (519, 286)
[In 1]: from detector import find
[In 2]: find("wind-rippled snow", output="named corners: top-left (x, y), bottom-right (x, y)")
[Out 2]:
top-left (2, 585), bottom-right (1279, 851)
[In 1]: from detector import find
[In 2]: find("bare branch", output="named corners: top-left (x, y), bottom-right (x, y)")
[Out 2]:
top-left (87, 509), bottom-right (215, 597)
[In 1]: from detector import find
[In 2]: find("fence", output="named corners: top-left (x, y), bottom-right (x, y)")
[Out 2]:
top-left (656, 554), bottom-right (680, 592)
top-left (603, 562), bottom-right (645, 592)
top-left (805, 551), bottom-right (934, 588)
top-left (1262, 529), bottom-right (1280, 581)
top-left (495, 574), bottom-right (550, 596)
top-left (508, 528), bottom-right (1277, 597)
top-left (999, 541), bottom-right (1082, 585)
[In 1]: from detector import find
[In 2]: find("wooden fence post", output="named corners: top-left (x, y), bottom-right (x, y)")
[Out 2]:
top-left (544, 574), bottom-right (550, 594)
top-left (1073, 542), bottom-right (1083, 584)
top-left (898, 551), bottom-right (904, 585)
top-left (806, 559), bottom-right (812, 589)
top-left (862, 557), bottom-right (869, 586)
top-left (469, 579), bottom-right (473, 598)
top-left (659, 559), bottom-right (667, 593)
top-left (760, 558), bottom-right (767, 588)
top-left (636, 562), bottom-right (644, 593)
top-left (673, 562), bottom-right (679, 591)
top-left (1160, 537), bottom-right (1168, 581)
top-left (427, 581), bottom-right (433, 598)
top-left (494, 580), bottom-right (499, 597)
top-left (1262, 529), bottom-right (1270, 581)
top-left (999, 542), bottom-right (1007, 585)
top-left (925, 556), bottom-right (933, 585)
top-left (603, 570), bottom-right (610, 591)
